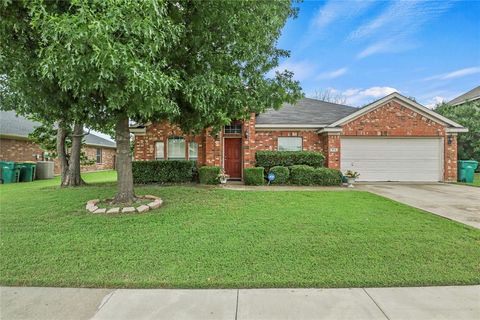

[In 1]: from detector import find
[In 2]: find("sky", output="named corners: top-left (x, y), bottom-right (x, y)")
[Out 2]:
top-left (272, 0), bottom-right (480, 108)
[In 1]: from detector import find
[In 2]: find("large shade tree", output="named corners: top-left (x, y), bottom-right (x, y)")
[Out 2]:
top-left (0, 1), bottom-right (110, 186)
top-left (10, 0), bottom-right (302, 203)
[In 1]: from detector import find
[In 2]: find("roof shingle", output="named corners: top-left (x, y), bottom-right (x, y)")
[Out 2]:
top-left (255, 98), bottom-right (357, 126)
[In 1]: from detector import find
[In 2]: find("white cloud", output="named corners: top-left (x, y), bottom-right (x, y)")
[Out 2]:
top-left (357, 40), bottom-right (393, 59)
top-left (268, 60), bottom-right (317, 81)
top-left (350, 1), bottom-right (452, 58)
top-left (342, 86), bottom-right (398, 106)
top-left (349, 1), bottom-right (452, 41)
top-left (312, 0), bottom-right (374, 29)
top-left (424, 96), bottom-right (446, 109)
top-left (316, 67), bottom-right (348, 80)
top-left (423, 67), bottom-right (480, 81)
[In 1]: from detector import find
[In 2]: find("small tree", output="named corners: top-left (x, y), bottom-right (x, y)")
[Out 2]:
top-left (13, 0), bottom-right (302, 203)
top-left (312, 89), bottom-right (347, 104)
top-left (435, 101), bottom-right (480, 165)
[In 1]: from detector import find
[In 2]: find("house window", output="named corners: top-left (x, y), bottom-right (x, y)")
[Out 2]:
top-left (189, 141), bottom-right (198, 160)
top-left (96, 148), bottom-right (102, 163)
top-left (168, 137), bottom-right (186, 160)
top-left (278, 137), bottom-right (302, 151)
top-left (155, 141), bottom-right (164, 160)
top-left (224, 124), bottom-right (242, 134)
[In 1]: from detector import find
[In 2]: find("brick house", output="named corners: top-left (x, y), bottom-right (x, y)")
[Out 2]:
top-left (0, 110), bottom-right (116, 174)
top-left (131, 93), bottom-right (467, 182)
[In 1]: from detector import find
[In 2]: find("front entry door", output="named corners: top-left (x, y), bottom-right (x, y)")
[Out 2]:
top-left (224, 138), bottom-right (242, 179)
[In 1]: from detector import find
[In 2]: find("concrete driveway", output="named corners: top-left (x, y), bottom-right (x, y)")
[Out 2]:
top-left (358, 183), bottom-right (480, 229)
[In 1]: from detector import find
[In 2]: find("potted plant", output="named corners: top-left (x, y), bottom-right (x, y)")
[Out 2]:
top-left (218, 168), bottom-right (229, 184)
top-left (344, 170), bottom-right (360, 188)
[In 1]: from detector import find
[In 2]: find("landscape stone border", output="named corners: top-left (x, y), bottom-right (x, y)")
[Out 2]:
top-left (86, 195), bottom-right (163, 214)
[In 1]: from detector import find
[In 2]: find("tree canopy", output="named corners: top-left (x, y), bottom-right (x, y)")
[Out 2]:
top-left (2, 0), bottom-right (303, 202)
top-left (435, 101), bottom-right (480, 164)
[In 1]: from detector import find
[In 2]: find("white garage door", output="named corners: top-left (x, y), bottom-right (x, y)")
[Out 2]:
top-left (341, 138), bottom-right (443, 182)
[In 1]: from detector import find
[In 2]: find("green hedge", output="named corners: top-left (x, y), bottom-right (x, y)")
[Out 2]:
top-left (132, 160), bottom-right (196, 184)
top-left (269, 166), bottom-right (289, 184)
top-left (198, 166), bottom-right (221, 184)
top-left (244, 167), bottom-right (265, 185)
top-left (289, 165), bottom-right (342, 186)
top-left (255, 151), bottom-right (325, 172)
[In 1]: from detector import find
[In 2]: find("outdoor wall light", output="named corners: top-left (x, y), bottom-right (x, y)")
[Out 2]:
top-left (447, 135), bottom-right (453, 145)
top-left (245, 129), bottom-right (250, 139)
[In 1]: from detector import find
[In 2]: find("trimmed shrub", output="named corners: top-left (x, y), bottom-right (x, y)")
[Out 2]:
top-left (255, 151), bottom-right (325, 172)
top-left (289, 165), bottom-right (316, 185)
top-left (199, 166), bottom-right (221, 184)
top-left (313, 167), bottom-right (343, 186)
top-left (269, 166), bottom-right (289, 184)
top-left (132, 160), bottom-right (196, 184)
top-left (244, 167), bottom-right (265, 185)
top-left (289, 165), bottom-right (342, 186)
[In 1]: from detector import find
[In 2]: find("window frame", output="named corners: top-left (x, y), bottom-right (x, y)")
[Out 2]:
top-left (155, 141), bottom-right (165, 160)
top-left (167, 136), bottom-right (186, 160)
top-left (96, 148), bottom-right (102, 164)
top-left (188, 141), bottom-right (198, 160)
top-left (277, 137), bottom-right (303, 152)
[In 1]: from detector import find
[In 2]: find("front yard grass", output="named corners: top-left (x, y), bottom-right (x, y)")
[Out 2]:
top-left (1, 171), bottom-right (479, 288)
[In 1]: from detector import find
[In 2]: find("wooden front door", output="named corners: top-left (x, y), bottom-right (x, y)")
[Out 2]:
top-left (224, 138), bottom-right (242, 179)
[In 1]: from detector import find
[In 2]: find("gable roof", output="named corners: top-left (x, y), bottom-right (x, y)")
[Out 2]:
top-left (255, 98), bottom-right (357, 128)
top-left (0, 110), bottom-right (116, 148)
top-left (327, 92), bottom-right (467, 131)
top-left (447, 86), bottom-right (480, 106)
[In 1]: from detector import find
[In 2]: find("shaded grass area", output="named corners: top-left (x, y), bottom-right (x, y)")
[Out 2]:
top-left (1, 171), bottom-right (479, 288)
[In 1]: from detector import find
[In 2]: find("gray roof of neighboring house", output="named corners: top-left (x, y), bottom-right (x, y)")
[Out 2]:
top-left (0, 110), bottom-right (116, 148)
top-left (255, 98), bottom-right (357, 125)
top-left (447, 86), bottom-right (480, 106)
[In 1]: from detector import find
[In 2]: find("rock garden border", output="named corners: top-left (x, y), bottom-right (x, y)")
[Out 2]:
top-left (86, 195), bottom-right (163, 214)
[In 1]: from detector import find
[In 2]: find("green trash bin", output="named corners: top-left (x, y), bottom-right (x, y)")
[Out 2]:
top-left (17, 162), bottom-right (37, 182)
top-left (458, 160), bottom-right (479, 183)
top-left (0, 161), bottom-right (20, 184)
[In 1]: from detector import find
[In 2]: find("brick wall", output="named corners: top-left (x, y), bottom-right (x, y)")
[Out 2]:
top-left (342, 101), bottom-right (445, 137)
top-left (0, 137), bottom-right (116, 174)
top-left (340, 100), bottom-right (456, 181)
top-left (134, 122), bottom-right (205, 164)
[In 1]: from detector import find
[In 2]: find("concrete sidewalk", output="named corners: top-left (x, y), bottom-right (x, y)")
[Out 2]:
top-left (1, 285), bottom-right (479, 320)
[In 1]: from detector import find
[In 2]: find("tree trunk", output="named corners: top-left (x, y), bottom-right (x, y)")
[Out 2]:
top-left (56, 120), bottom-right (69, 185)
top-left (114, 114), bottom-right (135, 204)
top-left (61, 121), bottom-right (85, 187)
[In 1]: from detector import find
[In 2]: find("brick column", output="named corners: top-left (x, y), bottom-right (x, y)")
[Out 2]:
top-left (322, 133), bottom-right (341, 169)
top-left (243, 113), bottom-right (256, 168)
top-left (444, 134), bottom-right (457, 182)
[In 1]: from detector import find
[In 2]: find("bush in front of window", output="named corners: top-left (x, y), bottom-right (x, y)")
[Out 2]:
top-left (255, 151), bottom-right (325, 172)
top-left (199, 166), bottom-right (221, 184)
top-left (289, 165), bottom-right (342, 186)
top-left (132, 160), bottom-right (196, 184)
top-left (269, 166), bottom-right (289, 184)
top-left (244, 167), bottom-right (265, 185)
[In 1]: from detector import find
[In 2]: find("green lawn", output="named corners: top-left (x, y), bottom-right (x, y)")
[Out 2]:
top-left (1, 171), bottom-right (479, 289)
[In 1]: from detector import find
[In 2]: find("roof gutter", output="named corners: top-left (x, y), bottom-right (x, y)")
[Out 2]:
top-left (317, 127), bottom-right (342, 134)
top-left (255, 124), bottom-right (327, 129)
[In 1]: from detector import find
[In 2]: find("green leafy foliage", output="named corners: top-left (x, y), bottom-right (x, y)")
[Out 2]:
top-left (244, 167), bottom-right (265, 185)
top-left (256, 151), bottom-right (325, 172)
top-left (28, 123), bottom-right (95, 166)
top-left (269, 166), bottom-right (290, 184)
top-left (132, 160), bottom-right (196, 184)
top-left (435, 101), bottom-right (480, 168)
top-left (198, 166), bottom-right (221, 185)
top-left (289, 165), bottom-right (342, 186)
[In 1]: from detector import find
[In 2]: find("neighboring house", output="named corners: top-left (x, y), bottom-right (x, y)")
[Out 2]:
top-left (447, 86), bottom-right (480, 106)
top-left (0, 110), bottom-right (116, 174)
top-left (131, 92), bottom-right (467, 182)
